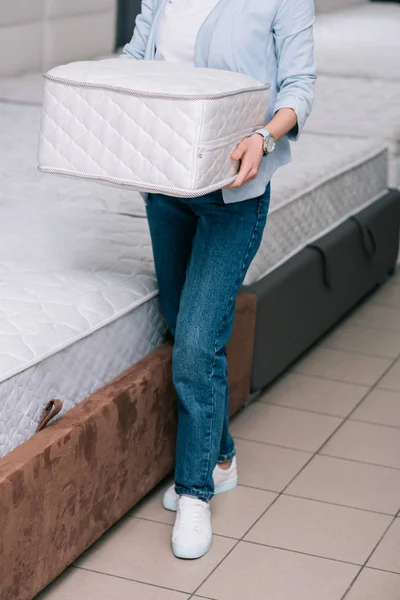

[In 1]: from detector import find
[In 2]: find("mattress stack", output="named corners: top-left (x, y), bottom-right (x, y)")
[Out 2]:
top-left (0, 2), bottom-right (399, 458)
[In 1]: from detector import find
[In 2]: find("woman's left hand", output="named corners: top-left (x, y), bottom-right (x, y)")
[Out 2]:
top-left (224, 134), bottom-right (264, 189)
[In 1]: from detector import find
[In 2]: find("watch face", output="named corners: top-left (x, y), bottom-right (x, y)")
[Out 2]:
top-left (265, 135), bottom-right (276, 154)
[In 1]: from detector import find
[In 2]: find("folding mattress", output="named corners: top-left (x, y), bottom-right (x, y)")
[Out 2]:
top-left (315, 2), bottom-right (400, 81)
top-left (38, 59), bottom-right (270, 197)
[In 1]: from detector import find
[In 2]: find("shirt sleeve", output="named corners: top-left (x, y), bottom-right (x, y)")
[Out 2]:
top-left (121, 0), bottom-right (154, 60)
top-left (272, 0), bottom-right (317, 140)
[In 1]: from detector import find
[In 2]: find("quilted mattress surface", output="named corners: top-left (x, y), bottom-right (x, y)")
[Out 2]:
top-left (245, 134), bottom-right (388, 283)
top-left (315, 3), bottom-right (400, 81)
top-left (305, 75), bottom-right (400, 189)
top-left (0, 195), bottom-right (165, 458)
top-left (0, 104), bottom-right (161, 458)
top-left (38, 58), bottom-right (270, 197)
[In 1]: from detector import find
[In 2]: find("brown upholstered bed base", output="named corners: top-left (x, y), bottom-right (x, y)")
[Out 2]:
top-left (0, 291), bottom-right (257, 600)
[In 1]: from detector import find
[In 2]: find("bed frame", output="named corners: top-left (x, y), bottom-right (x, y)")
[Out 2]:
top-left (1, 189), bottom-right (399, 600)
top-left (248, 189), bottom-right (400, 391)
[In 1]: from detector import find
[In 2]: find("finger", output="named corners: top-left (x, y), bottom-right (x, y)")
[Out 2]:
top-left (226, 162), bottom-right (253, 189)
top-left (231, 141), bottom-right (247, 161)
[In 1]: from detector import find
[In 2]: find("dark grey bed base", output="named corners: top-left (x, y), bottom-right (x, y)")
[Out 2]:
top-left (245, 189), bottom-right (400, 392)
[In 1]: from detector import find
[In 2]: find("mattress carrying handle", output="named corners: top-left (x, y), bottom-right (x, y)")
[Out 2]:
top-left (307, 244), bottom-right (333, 290)
top-left (36, 399), bottom-right (63, 433)
top-left (349, 216), bottom-right (377, 259)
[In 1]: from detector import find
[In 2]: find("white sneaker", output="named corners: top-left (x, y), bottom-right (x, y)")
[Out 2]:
top-left (163, 456), bottom-right (238, 512)
top-left (172, 495), bottom-right (212, 559)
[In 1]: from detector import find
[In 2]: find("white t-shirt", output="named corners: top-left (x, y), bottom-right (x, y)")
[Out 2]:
top-left (155, 0), bottom-right (220, 66)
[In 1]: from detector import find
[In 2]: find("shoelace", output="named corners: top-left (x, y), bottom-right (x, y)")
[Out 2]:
top-left (178, 497), bottom-right (205, 533)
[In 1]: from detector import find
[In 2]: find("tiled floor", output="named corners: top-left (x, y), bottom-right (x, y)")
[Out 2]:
top-left (37, 274), bottom-right (400, 600)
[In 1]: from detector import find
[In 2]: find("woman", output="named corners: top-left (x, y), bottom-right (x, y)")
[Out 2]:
top-left (123, 0), bottom-right (316, 560)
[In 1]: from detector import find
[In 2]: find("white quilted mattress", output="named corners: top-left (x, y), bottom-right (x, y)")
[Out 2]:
top-left (305, 75), bottom-right (400, 189)
top-left (245, 133), bottom-right (388, 284)
top-left (315, 3), bottom-right (400, 81)
top-left (0, 103), bottom-right (160, 458)
top-left (0, 196), bottom-right (165, 458)
top-left (38, 58), bottom-right (270, 197)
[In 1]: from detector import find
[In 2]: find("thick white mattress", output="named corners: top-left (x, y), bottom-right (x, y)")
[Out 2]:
top-left (0, 103), bottom-right (158, 458)
top-left (245, 134), bottom-right (388, 283)
top-left (315, 3), bottom-right (400, 81)
top-left (0, 102), bottom-right (389, 456)
top-left (305, 75), bottom-right (400, 189)
top-left (38, 59), bottom-right (269, 197)
top-left (0, 196), bottom-right (165, 458)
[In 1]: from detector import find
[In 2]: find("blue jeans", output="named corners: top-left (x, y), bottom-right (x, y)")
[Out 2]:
top-left (146, 186), bottom-right (270, 501)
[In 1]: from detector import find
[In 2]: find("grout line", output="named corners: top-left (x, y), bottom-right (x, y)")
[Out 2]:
top-left (72, 565), bottom-right (191, 596)
top-left (375, 385), bottom-right (400, 393)
top-left (191, 539), bottom-right (241, 597)
top-left (288, 369), bottom-right (391, 386)
top-left (259, 398), bottom-right (359, 419)
top-left (318, 343), bottom-right (400, 361)
top-left (348, 417), bottom-right (400, 431)
top-left (340, 515), bottom-right (398, 600)
top-left (233, 435), bottom-right (314, 455)
top-left (281, 492), bottom-right (397, 518)
top-left (318, 453), bottom-right (400, 473)
top-left (130, 515), bottom-right (240, 541)
top-left (239, 539), bottom-right (363, 568)
top-left (306, 355), bottom-right (399, 458)
top-left (366, 565), bottom-right (400, 577)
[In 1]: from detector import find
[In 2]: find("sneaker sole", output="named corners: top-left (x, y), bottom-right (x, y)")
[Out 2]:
top-left (172, 535), bottom-right (212, 560)
top-left (163, 475), bottom-right (238, 512)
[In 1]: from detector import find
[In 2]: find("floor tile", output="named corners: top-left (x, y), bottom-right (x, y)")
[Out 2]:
top-left (348, 303), bottom-right (400, 333)
top-left (321, 323), bottom-right (400, 358)
top-left (379, 358), bottom-right (400, 392)
top-left (233, 438), bottom-right (312, 492)
top-left (132, 482), bottom-right (277, 540)
top-left (261, 373), bottom-right (367, 417)
top-left (368, 519), bottom-right (400, 573)
top-left (245, 495), bottom-right (391, 564)
top-left (75, 517), bottom-right (235, 594)
top-left (351, 389), bottom-right (400, 429)
top-left (197, 541), bottom-right (358, 600)
top-left (293, 347), bottom-right (392, 386)
top-left (37, 568), bottom-right (189, 600)
top-left (345, 568), bottom-right (400, 600)
top-left (321, 420), bottom-right (400, 470)
top-left (286, 455), bottom-right (400, 515)
top-left (370, 280), bottom-right (400, 310)
top-left (230, 402), bottom-right (341, 452)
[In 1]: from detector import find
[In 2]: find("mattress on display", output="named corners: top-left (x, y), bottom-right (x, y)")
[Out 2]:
top-left (245, 133), bottom-right (388, 284)
top-left (315, 2), bottom-right (400, 81)
top-left (38, 58), bottom-right (270, 197)
top-left (305, 75), bottom-right (400, 189)
top-left (0, 195), bottom-right (165, 458)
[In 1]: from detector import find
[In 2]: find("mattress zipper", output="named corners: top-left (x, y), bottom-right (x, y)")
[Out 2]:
top-left (198, 127), bottom-right (261, 157)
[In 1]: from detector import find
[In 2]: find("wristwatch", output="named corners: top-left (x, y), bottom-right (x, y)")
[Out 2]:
top-left (254, 129), bottom-right (276, 155)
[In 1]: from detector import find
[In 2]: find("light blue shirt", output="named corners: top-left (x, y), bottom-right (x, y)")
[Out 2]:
top-left (122, 0), bottom-right (316, 203)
